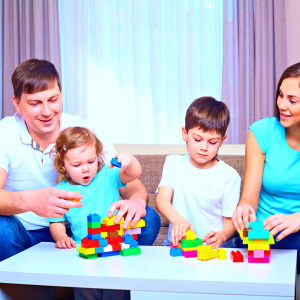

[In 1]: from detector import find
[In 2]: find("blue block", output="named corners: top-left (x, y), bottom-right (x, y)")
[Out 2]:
top-left (129, 241), bottom-right (138, 248)
top-left (110, 157), bottom-right (121, 168)
top-left (98, 251), bottom-right (120, 257)
top-left (87, 213), bottom-right (101, 223)
top-left (99, 237), bottom-right (108, 247)
top-left (122, 234), bottom-right (134, 244)
top-left (95, 246), bottom-right (104, 254)
top-left (248, 229), bottom-right (270, 240)
top-left (249, 221), bottom-right (264, 231)
top-left (88, 233), bottom-right (101, 240)
top-left (170, 247), bottom-right (182, 257)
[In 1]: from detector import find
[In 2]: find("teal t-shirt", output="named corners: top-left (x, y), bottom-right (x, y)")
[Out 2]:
top-left (250, 117), bottom-right (300, 222)
top-left (48, 165), bottom-right (126, 242)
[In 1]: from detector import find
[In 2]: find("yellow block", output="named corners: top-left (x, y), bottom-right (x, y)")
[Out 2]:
top-left (70, 190), bottom-right (81, 202)
top-left (124, 219), bottom-right (145, 230)
top-left (118, 227), bottom-right (125, 236)
top-left (77, 246), bottom-right (95, 255)
top-left (248, 243), bottom-right (270, 251)
top-left (217, 248), bottom-right (227, 260)
top-left (238, 228), bottom-right (244, 240)
top-left (101, 232), bottom-right (108, 238)
top-left (197, 245), bottom-right (217, 261)
top-left (184, 230), bottom-right (196, 241)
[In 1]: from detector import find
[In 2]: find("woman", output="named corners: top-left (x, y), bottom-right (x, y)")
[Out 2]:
top-left (232, 62), bottom-right (300, 272)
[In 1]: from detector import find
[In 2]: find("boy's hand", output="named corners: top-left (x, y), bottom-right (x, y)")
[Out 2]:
top-left (171, 218), bottom-right (195, 247)
top-left (55, 236), bottom-right (76, 249)
top-left (109, 152), bottom-right (131, 170)
top-left (201, 231), bottom-right (225, 249)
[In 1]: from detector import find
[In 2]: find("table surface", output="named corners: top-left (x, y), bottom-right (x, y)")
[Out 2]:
top-left (0, 243), bottom-right (296, 297)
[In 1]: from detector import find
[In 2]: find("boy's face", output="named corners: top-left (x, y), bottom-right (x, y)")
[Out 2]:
top-left (63, 144), bottom-right (98, 186)
top-left (12, 82), bottom-right (63, 138)
top-left (182, 126), bottom-right (226, 169)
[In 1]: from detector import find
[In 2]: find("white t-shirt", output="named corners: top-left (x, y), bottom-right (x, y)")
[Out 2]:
top-left (0, 113), bottom-right (117, 230)
top-left (157, 154), bottom-right (241, 242)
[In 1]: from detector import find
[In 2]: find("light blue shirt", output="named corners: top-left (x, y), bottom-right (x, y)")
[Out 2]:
top-left (49, 165), bottom-right (126, 242)
top-left (250, 117), bottom-right (300, 222)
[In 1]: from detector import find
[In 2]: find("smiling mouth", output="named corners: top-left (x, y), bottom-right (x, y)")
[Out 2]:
top-left (39, 117), bottom-right (53, 123)
top-left (280, 112), bottom-right (291, 118)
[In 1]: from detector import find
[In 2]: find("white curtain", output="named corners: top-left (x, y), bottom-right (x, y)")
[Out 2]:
top-left (59, 0), bottom-right (223, 144)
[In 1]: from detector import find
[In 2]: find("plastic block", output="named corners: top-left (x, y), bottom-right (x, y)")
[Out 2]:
top-left (217, 248), bottom-right (227, 260)
top-left (107, 230), bottom-right (119, 239)
top-left (124, 228), bottom-right (141, 235)
top-left (180, 238), bottom-right (203, 248)
top-left (119, 247), bottom-right (141, 257)
top-left (98, 251), bottom-right (120, 258)
top-left (95, 246), bottom-right (104, 254)
top-left (103, 245), bottom-right (113, 252)
top-left (184, 230), bottom-right (197, 241)
top-left (70, 191), bottom-right (81, 202)
top-left (129, 241), bottom-right (138, 248)
top-left (178, 244), bottom-right (198, 251)
top-left (170, 243), bottom-right (176, 248)
top-left (253, 249), bottom-right (264, 258)
top-left (99, 237), bottom-right (108, 247)
top-left (122, 234), bottom-right (134, 244)
top-left (102, 216), bottom-right (116, 226)
top-left (101, 232), bottom-right (108, 238)
top-left (110, 157), bottom-right (121, 168)
top-left (88, 227), bottom-right (101, 235)
top-left (79, 253), bottom-right (97, 259)
top-left (249, 221), bottom-right (264, 231)
top-left (88, 221), bottom-right (101, 229)
top-left (118, 227), bottom-right (125, 236)
top-left (248, 243), bottom-right (270, 251)
top-left (101, 224), bottom-right (120, 232)
top-left (80, 247), bottom-right (95, 255)
top-left (112, 244), bottom-right (122, 251)
top-left (230, 251), bottom-right (244, 262)
top-left (182, 250), bottom-right (197, 258)
top-left (87, 213), bottom-right (101, 223)
top-left (124, 219), bottom-right (145, 230)
top-left (88, 233), bottom-right (101, 240)
top-left (248, 254), bottom-right (269, 263)
top-left (197, 245), bottom-right (217, 261)
top-left (120, 243), bottom-right (130, 250)
top-left (170, 247), bottom-right (183, 257)
top-left (248, 229), bottom-right (270, 239)
top-left (106, 236), bottom-right (123, 245)
top-left (81, 237), bottom-right (99, 248)
top-left (132, 234), bottom-right (137, 240)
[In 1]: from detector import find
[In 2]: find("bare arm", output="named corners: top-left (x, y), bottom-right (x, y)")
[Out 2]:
top-left (232, 130), bottom-right (265, 230)
top-left (119, 153), bottom-right (142, 184)
top-left (50, 221), bottom-right (76, 249)
top-left (0, 167), bottom-right (83, 217)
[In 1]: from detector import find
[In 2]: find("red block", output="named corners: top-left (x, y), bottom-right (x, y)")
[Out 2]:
top-left (230, 250), bottom-right (244, 263)
top-left (132, 234), bottom-right (137, 240)
top-left (112, 243), bottom-right (122, 251)
top-left (100, 224), bottom-right (120, 232)
top-left (81, 237), bottom-right (99, 248)
top-left (88, 227), bottom-right (101, 234)
top-left (106, 235), bottom-right (123, 245)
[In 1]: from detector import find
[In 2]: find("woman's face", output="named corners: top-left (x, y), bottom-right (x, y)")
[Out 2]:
top-left (277, 77), bottom-right (300, 128)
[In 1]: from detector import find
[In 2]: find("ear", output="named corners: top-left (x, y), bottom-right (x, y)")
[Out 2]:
top-left (12, 96), bottom-right (21, 113)
top-left (182, 127), bottom-right (188, 142)
top-left (219, 134), bottom-right (227, 148)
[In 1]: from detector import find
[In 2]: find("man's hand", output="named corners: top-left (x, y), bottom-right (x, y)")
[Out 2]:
top-left (107, 199), bottom-right (146, 229)
top-left (24, 188), bottom-right (83, 218)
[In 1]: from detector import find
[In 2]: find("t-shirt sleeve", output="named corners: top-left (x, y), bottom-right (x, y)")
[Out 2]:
top-left (105, 166), bottom-right (126, 189)
top-left (156, 156), bottom-right (174, 193)
top-left (221, 171), bottom-right (241, 217)
top-left (0, 123), bottom-right (11, 173)
top-left (249, 117), bottom-right (270, 154)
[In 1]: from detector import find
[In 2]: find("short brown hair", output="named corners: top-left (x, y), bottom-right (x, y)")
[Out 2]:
top-left (185, 97), bottom-right (230, 137)
top-left (275, 62), bottom-right (300, 118)
top-left (11, 59), bottom-right (61, 101)
top-left (52, 127), bottom-right (105, 184)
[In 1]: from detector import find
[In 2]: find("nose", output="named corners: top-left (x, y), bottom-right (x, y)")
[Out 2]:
top-left (82, 164), bottom-right (89, 172)
top-left (277, 96), bottom-right (288, 110)
top-left (41, 103), bottom-right (51, 116)
top-left (200, 141), bottom-right (208, 151)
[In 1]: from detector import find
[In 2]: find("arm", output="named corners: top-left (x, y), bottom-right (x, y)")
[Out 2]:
top-left (156, 186), bottom-right (195, 246)
top-left (118, 152), bottom-right (142, 184)
top-left (49, 221), bottom-right (76, 249)
top-left (232, 130), bottom-right (265, 230)
top-left (0, 167), bottom-right (83, 217)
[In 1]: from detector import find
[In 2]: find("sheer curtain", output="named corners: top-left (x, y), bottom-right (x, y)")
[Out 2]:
top-left (59, 0), bottom-right (223, 144)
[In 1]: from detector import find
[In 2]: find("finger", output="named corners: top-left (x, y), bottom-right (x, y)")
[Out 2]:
top-left (55, 241), bottom-right (61, 248)
top-left (269, 223), bottom-right (286, 237)
top-left (210, 242), bottom-right (219, 249)
top-left (108, 164), bottom-right (115, 169)
top-left (71, 239), bottom-right (77, 248)
top-left (66, 239), bottom-right (73, 249)
top-left (276, 227), bottom-right (291, 241)
top-left (208, 235), bottom-right (217, 243)
top-left (130, 210), bottom-right (143, 227)
top-left (205, 231), bottom-right (215, 239)
top-left (178, 224), bottom-right (185, 239)
top-left (123, 208), bottom-right (136, 228)
top-left (56, 190), bottom-right (83, 201)
top-left (174, 225), bottom-right (179, 246)
top-left (236, 208), bottom-right (245, 231)
top-left (242, 209), bottom-right (250, 228)
top-left (188, 225), bottom-right (196, 233)
top-left (57, 199), bottom-right (83, 209)
top-left (263, 214), bottom-right (278, 228)
top-left (171, 228), bottom-right (175, 246)
top-left (107, 201), bottom-right (122, 218)
top-left (232, 211), bottom-right (240, 231)
top-left (265, 218), bottom-right (282, 232)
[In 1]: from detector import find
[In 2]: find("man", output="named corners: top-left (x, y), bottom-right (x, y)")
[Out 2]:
top-left (0, 59), bottom-right (160, 261)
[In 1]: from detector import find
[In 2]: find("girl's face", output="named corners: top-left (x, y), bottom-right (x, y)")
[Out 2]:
top-left (62, 144), bottom-right (98, 185)
top-left (277, 77), bottom-right (300, 128)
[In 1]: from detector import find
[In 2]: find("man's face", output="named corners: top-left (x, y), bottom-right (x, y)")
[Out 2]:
top-left (12, 82), bottom-right (63, 137)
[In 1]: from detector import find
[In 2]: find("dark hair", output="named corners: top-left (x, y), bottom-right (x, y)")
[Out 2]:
top-left (275, 62), bottom-right (300, 117)
top-left (11, 59), bottom-right (61, 101)
top-left (52, 127), bottom-right (105, 184)
top-left (185, 96), bottom-right (230, 137)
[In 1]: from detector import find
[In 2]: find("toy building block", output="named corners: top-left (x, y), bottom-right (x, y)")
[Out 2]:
top-left (248, 254), bottom-right (269, 263)
top-left (103, 245), bottom-right (113, 252)
top-left (110, 157), bottom-right (122, 168)
top-left (124, 219), bottom-right (145, 230)
top-left (88, 221), bottom-right (101, 229)
top-left (122, 234), bottom-right (134, 244)
top-left (197, 245), bottom-right (217, 261)
top-left (118, 227), bottom-right (125, 236)
top-left (79, 247), bottom-right (96, 255)
top-left (100, 224), bottom-right (120, 232)
top-left (81, 237), bottom-right (99, 248)
top-left (99, 251), bottom-right (120, 258)
top-left (253, 249), bottom-right (264, 258)
top-left (178, 244), bottom-right (198, 251)
top-left (180, 238), bottom-right (203, 248)
top-left (103, 216), bottom-right (117, 226)
top-left (170, 247), bottom-right (183, 257)
top-left (120, 247), bottom-right (141, 257)
top-left (129, 241), bottom-right (138, 248)
top-left (95, 246), bottom-right (104, 254)
top-left (230, 251), bottom-right (244, 263)
top-left (99, 237), bottom-right (108, 247)
top-left (107, 230), bottom-right (119, 239)
top-left (124, 228), bottom-right (141, 235)
top-left (132, 234), bottom-right (137, 240)
top-left (184, 230), bottom-right (196, 241)
top-left (112, 244), bottom-right (122, 251)
top-left (182, 250), bottom-right (198, 258)
top-left (88, 227), bottom-right (101, 235)
top-left (217, 248), bottom-right (227, 260)
top-left (248, 228), bottom-right (270, 239)
top-left (88, 233), bottom-right (101, 240)
top-left (120, 243), bottom-right (130, 250)
top-left (248, 243), bottom-right (270, 251)
top-left (87, 213), bottom-right (101, 223)
top-left (70, 190), bottom-right (81, 202)
top-left (79, 253), bottom-right (97, 259)
top-left (106, 236), bottom-right (123, 245)
top-left (101, 231), bottom-right (108, 238)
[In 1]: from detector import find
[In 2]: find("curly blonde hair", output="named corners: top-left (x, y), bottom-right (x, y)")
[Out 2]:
top-left (52, 127), bottom-right (105, 184)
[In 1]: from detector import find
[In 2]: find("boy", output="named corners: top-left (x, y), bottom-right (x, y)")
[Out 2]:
top-left (156, 97), bottom-right (241, 248)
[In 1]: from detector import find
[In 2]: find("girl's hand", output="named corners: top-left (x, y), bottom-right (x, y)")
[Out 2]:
top-left (55, 236), bottom-right (76, 249)
top-left (232, 204), bottom-right (256, 231)
top-left (264, 213), bottom-right (300, 241)
top-left (171, 218), bottom-right (195, 247)
top-left (201, 231), bottom-right (225, 249)
top-left (109, 152), bottom-right (131, 170)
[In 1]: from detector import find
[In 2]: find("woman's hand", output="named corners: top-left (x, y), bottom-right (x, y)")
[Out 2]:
top-left (264, 213), bottom-right (300, 241)
top-left (232, 204), bottom-right (257, 231)
top-left (171, 218), bottom-right (195, 247)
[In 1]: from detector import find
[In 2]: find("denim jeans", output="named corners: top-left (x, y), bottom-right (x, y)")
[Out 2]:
top-left (0, 205), bottom-right (161, 261)
top-left (235, 230), bottom-right (300, 273)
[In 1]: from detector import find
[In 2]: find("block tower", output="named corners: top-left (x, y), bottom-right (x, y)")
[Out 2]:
top-left (77, 213), bottom-right (145, 259)
top-left (238, 221), bottom-right (275, 263)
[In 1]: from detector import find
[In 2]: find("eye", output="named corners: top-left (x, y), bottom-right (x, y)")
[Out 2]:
top-left (49, 98), bottom-right (58, 103)
top-left (30, 103), bottom-right (39, 106)
top-left (278, 92), bottom-right (283, 98)
top-left (74, 164), bottom-right (80, 167)
top-left (210, 142), bottom-right (217, 145)
top-left (290, 99), bottom-right (296, 104)
top-left (88, 160), bottom-right (95, 164)
top-left (194, 139), bottom-right (201, 142)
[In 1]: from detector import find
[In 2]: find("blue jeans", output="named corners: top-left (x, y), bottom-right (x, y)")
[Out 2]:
top-left (235, 230), bottom-right (300, 273)
top-left (0, 205), bottom-right (161, 262)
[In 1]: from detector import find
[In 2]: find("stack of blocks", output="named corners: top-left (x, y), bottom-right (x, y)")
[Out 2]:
top-left (238, 221), bottom-right (275, 263)
top-left (77, 214), bottom-right (145, 259)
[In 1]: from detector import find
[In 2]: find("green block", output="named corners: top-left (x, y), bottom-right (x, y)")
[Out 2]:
top-left (87, 221), bottom-right (101, 228)
top-left (79, 253), bottom-right (97, 259)
top-left (120, 247), bottom-right (141, 257)
top-left (180, 238), bottom-right (202, 248)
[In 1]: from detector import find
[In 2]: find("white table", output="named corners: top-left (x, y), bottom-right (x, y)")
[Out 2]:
top-left (0, 243), bottom-right (297, 300)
